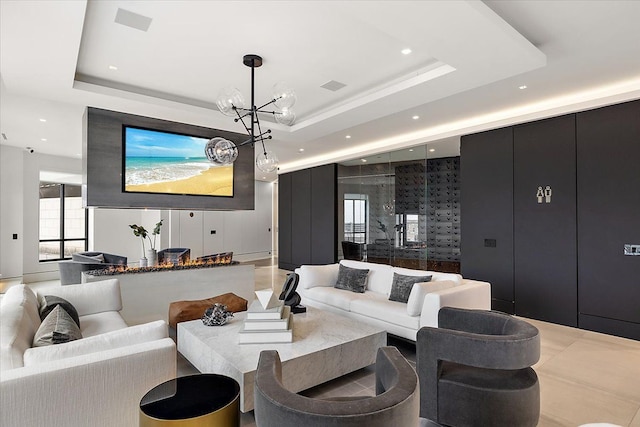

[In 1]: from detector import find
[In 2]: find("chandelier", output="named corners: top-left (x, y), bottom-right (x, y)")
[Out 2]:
top-left (205, 54), bottom-right (297, 173)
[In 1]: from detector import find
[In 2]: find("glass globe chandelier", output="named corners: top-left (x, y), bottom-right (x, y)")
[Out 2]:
top-left (207, 54), bottom-right (297, 173)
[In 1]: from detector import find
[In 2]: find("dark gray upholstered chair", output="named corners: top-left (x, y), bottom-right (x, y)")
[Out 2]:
top-left (417, 307), bottom-right (541, 427)
top-left (341, 241), bottom-right (364, 261)
top-left (254, 346), bottom-right (419, 427)
top-left (158, 248), bottom-right (190, 265)
top-left (58, 251), bottom-right (127, 285)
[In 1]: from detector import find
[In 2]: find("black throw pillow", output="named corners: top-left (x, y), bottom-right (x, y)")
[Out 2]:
top-left (388, 273), bottom-right (432, 303)
top-left (33, 305), bottom-right (83, 347)
top-left (39, 295), bottom-right (81, 328)
top-left (334, 264), bottom-right (369, 293)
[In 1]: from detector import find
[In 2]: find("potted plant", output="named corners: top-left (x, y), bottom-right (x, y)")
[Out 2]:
top-left (129, 220), bottom-right (163, 267)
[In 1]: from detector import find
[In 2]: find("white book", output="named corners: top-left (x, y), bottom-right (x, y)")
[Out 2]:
top-left (238, 314), bottom-right (294, 344)
top-left (246, 300), bottom-right (284, 320)
top-left (243, 306), bottom-right (291, 331)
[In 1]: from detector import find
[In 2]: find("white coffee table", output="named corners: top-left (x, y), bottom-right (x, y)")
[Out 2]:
top-left (177, 307), bottom-right (387, 412)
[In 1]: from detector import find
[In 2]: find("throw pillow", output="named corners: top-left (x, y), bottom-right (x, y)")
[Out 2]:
top-left (39, 295), bottom-right (81, 328)
top-left (334, 264), bottom-right (369, 293)
top-left (388, 273), bottom-right (432, 303)
top-left (33, 305), bottom-right (83, 347)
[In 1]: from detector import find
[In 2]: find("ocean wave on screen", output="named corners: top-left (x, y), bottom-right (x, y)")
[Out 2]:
top-left (125, 162), bottom-right (214, 186)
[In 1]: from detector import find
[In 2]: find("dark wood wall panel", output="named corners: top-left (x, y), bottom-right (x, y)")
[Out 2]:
top-left (576, 99), bottom-right (640, 337)
top-left (513, 115), bottom-right (577, 327)
top-left (279, 164), bottom-right (337, 270)
top-left (278, 173), bottom-right (293, 270)
top-left (291, 169), bottom-right (312, 267)
top-left (461, 127), bottom-right (515, 313)
top-left (311, 165), bottom-right (338, 264)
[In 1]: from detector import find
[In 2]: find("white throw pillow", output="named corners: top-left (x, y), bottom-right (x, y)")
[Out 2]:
top-left (406, 280), bottom-right (457, 316)
top-left (297, 264), bottom-right (339, 289)
top-left (23, 320), bottom-right (168, 366)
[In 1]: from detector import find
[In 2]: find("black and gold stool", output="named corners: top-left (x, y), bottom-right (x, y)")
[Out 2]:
top-left (140, 374), bottom-right (240, 427)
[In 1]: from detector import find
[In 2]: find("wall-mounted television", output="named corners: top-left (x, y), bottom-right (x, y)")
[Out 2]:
top-left (122, 126), bottom-right (233, 197)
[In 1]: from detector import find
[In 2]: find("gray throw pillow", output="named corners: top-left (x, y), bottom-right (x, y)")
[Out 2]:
top-left (39, 295), bottom-right (81, 328)
top-left (33, 305), bottom-right (83, 347)
top-left (334, 264), bottom-right (369, 293)
top-left (388, 273), bottom-right (432, 303)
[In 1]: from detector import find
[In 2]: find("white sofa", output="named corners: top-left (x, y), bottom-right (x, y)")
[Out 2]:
top-left (295, 260), bottom-right (491, 341)
top-left (0, 279), bottom-right (176, 427)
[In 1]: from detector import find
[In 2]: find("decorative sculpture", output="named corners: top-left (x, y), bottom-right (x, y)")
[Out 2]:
top-left (201, 303), bottom-right (234, 326)
top-left (279, 273), bottom-right (306, 314)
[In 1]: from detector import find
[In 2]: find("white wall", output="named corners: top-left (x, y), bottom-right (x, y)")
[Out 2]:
top-left (0, 146), bottom-right (24, 279)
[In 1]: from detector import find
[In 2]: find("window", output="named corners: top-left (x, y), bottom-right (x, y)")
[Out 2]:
top-left (344, 194), bottom-right (367, 243)
top-left (39, 182), bottom-right (88, 261)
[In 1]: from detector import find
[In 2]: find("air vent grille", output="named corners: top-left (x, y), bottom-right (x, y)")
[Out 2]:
top-left (115, 8), bottom-right (152, 32)
top-left (320, 80), bottom-right (347, 92)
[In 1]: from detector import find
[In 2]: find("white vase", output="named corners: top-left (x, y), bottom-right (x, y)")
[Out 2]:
top-left (146, 249), bottom-right (157, 267)
top-left (139, 257), bottom-right (148, 268)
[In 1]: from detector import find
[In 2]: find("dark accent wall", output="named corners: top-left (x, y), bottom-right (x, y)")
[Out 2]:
top-left (513, 115), bottom-right (577, 326)
top-left (84, 107), bottom-right (255, 210)
top-left (279, 164), bottom-right (337, 270)
top-left (576, 100), bottom-right (640, 334)
top-left (461, 99), bottom-right (640, 340)
top-left (461, 128), bottom-right (514, 313)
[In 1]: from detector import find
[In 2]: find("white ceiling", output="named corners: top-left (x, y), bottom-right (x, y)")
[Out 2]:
top-left (1, 0), bottom-right (639, 180)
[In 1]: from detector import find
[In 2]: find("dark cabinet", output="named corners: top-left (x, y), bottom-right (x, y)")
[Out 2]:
top-left (461, 127), bottom-right (515, 313)
top-left (513, 115), bottom-right (577, 327)
top-left (278, 164), bottom-right (337, 270)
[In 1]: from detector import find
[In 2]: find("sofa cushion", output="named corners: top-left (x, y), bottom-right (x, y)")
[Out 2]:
top-left (24, 320), bottom-right (168, 366)
top-left (0, 285), bottom-right (41, 371)
top-left (298, 264), bottom-right (339, 289)
top-left (341, 260), bottom-right (393, 295)
top-left (39, 295), bottom-right (81, 328)
top-left (406, 280), bottom-right (458, 316)
top-left (350, 294), bottom-right (420, 330)
top-left (389, 273), bottom-right (432, 303)
top-left (37, 279), bottom-right (122, 316)
top-left (79, 311), bottom-right (128, 338)
top-left (33, 305), bottom-right (83, 347)
top-left (303, 287), bottom-right (362, 311)
top-left (334, 264), bottom-right (369, 293)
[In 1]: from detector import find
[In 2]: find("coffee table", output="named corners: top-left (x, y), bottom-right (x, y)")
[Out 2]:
top-left (177, 307), bottom-right (387, 412)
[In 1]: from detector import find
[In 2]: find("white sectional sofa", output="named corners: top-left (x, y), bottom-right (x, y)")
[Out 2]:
top-left (0, 279), bottom-right (176, 427)
top-left (296, 260), bottom-right (491, 341)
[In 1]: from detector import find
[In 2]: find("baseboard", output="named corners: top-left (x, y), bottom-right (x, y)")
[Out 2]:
top-left (579, 313), bottom-right (640, 341)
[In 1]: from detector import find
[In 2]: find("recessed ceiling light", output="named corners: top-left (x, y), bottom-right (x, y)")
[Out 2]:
top-left (345, 135), bottom-right (351, 139)
top-left (412, 115), bottom-right (419, 120)
top-left (519, 85), bottom-right (527, 90)
top-left (298, 148), bottom-right (304, 152)
top-left (262, 177), bottom-right (266, 180)
top-left (409, 149), bottom-right (414, 152)
top-left (109, 65), bottom-right (118, 70)
top-left (41, 138), bottom-right (47, 141)
top-left (361, 159), bottom-right (367, 163)
top-left (429, 148), bottom-right (436, 152)
top-left (39, 118), bottom-right (47, 122)
top-left (401, 48), bottom-right (412, 55)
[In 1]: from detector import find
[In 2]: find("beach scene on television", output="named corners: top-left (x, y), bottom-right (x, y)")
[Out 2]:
top-left (124, 127), bottom-right (233, 197)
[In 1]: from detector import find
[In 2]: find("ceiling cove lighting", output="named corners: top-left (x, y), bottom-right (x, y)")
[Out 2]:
top-left (210, 54), bottom-right (297, 173)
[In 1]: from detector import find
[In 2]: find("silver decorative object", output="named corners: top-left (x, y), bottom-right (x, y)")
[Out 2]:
top-left (201, 303), bottom-right (234, 326)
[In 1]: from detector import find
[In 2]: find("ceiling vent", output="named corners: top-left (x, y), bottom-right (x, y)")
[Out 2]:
top-left (320, 80), bottom-right (347, 92)
top-left (115, 8), bottom-right (153, 32)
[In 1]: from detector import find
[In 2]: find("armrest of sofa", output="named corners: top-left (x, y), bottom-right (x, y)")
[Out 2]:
top-left (0, 338), bottom-right (176, 427)
top-left (419, 280), bottom-right (491, 328)
top-left (36, 279), bottom-right (122, 316)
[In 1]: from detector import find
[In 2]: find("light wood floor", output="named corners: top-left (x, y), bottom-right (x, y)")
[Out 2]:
top-left (5, 262), bottom-right (639, 426)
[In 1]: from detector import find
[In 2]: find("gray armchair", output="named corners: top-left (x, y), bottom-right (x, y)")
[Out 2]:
top-left (254, 346), bottom-right (419, 427)
top-left (58, 251), bottom-right (127, 285)
top-left (417, 307), bottom-right (540, 427)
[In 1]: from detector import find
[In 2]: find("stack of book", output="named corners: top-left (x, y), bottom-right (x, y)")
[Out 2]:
top-left (238, 300), bottom-right (293, 344)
